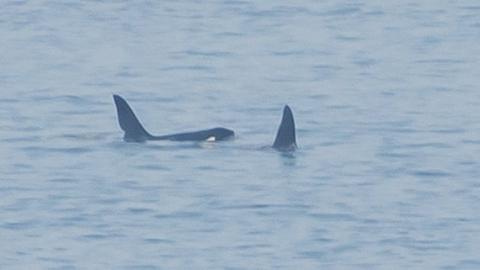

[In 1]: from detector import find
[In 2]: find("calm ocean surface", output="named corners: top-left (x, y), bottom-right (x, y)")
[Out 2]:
top-left (1, 1), bottom-right (480, 269)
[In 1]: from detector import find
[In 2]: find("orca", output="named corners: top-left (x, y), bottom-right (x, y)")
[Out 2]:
top-left (272, 105), bottom-right (297, 151)
top-left (113, 94), bottom-right (234, 142)
top-left (112, 95), bottom-right (297, 151)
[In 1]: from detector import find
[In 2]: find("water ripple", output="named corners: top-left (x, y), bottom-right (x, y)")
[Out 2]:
top-left (20, 146), bottom-right (93, 154)
top-left (410, 170), bottom-right (452, 178)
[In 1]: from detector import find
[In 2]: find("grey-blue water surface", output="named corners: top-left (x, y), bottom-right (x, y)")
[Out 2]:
top-left (1, 1), bottom-right (480, 269)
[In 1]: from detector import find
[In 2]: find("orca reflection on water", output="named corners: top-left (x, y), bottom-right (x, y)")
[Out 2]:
top-left (113, 94), bottom-right (234, 142)
top-left (272, 105), bottom-right (297, 151)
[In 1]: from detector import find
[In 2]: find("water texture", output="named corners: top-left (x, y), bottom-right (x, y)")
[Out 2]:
top-left (1, 1), bottom-right (480, 269)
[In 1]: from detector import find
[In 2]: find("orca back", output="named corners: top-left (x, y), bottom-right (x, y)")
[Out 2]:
top-left (113, 94), bottom-right (152, 142)
top-left (273, 105), bottom-right (297, 151)
top-left (156, 127), bottom-right (234, 141)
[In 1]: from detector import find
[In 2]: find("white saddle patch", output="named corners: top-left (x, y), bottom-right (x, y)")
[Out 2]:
top-left (206, 136), bottom-right (216, 142)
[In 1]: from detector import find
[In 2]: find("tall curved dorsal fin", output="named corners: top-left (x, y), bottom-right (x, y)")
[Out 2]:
top-left (273, 105), bottom-right (297, 151)
top-left (113, 94), bottom-right (153, 142)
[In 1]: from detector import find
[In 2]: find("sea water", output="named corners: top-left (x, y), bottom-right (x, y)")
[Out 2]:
top-left (1, 1), bottom-right (480, 269)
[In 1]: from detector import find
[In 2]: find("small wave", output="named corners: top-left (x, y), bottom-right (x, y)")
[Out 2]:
top-left (180, 50), bottom-right (234, 57)
top-left (20, 146), bottom-right (93, 154)
top-left (1, 220), bottom-right (37, 230)
top-left (127, 207), bottom-right (154, 214)
top-left (411, 170), bottom-right (452, 177)
top-left (154, 211), bottom-right (203, 219)
top-left (135, 164), bottom-right (170, 171)
top-left (217, 203), bottom-right (311, 211)
top-left (2, 136), bottom-right (41, 142)
top-left (158, 65), bottom-right (214, 72)
top-left (402, 142), bottom-right (453, 149)
top-left (81, 233), bottom-right (123, 240)
top-left (143, 238), bottom-right (174, 244)
top-left (308, 213), bottom-right (356, 222)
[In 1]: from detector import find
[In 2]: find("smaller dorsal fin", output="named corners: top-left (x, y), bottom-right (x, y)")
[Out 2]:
top-left (273, 105), bottom-right (297, 151)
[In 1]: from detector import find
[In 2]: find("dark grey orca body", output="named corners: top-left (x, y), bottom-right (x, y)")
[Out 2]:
top-left (272, 105), bottom-right (297, 151)
top-left (113, 94), bottom-right (234, 143)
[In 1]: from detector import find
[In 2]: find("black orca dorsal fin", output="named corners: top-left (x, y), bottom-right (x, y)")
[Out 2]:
top-left (273, 105), bottom-right (297, 151)
top-left (113, 94), bottom-right (152, 142)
